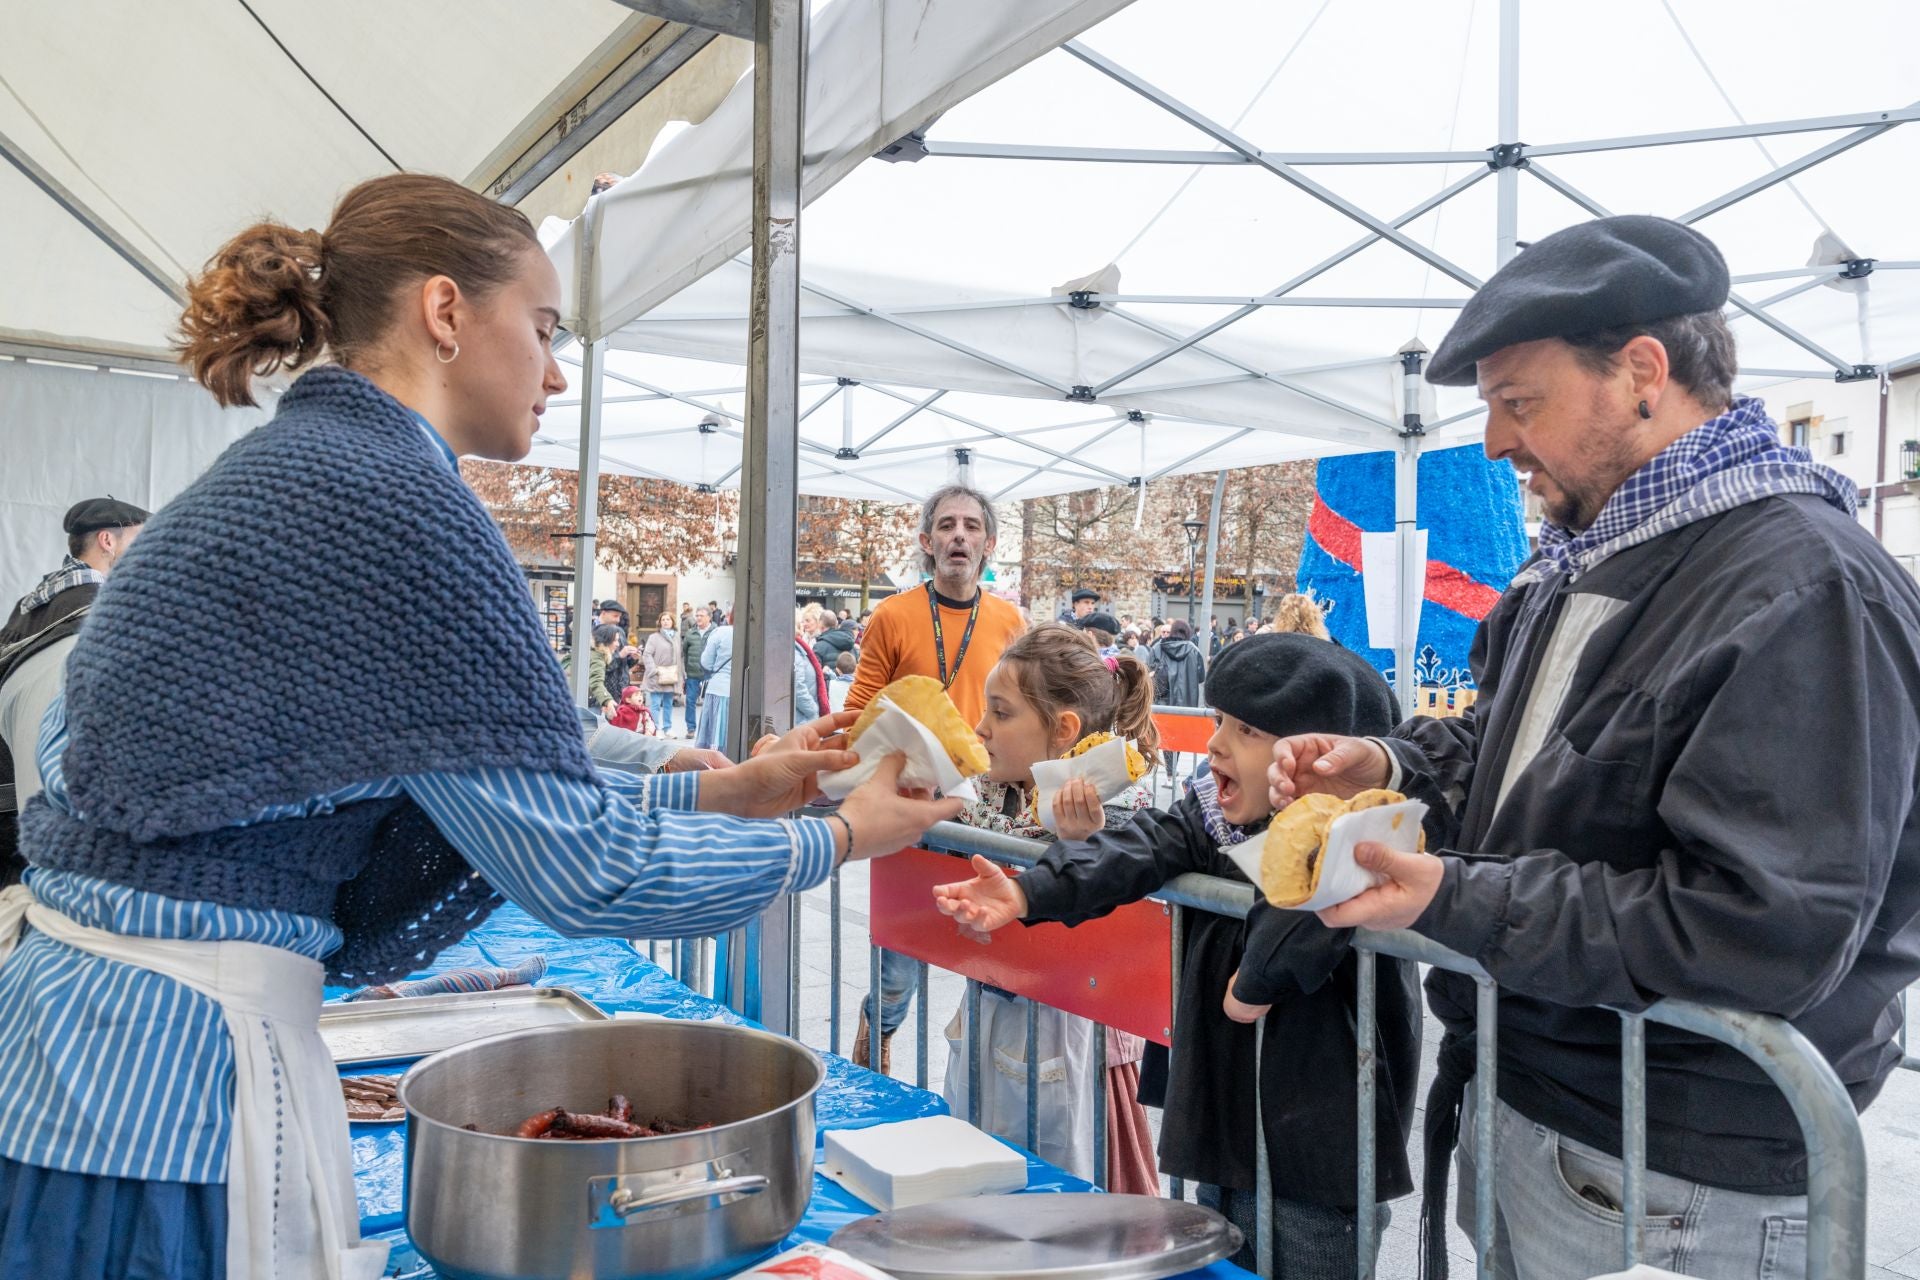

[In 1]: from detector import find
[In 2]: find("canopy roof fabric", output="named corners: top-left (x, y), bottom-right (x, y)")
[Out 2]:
top-left (0, 0), bottom-right (743, 361)
top-left (532, 0), bottom-right (1920, 501)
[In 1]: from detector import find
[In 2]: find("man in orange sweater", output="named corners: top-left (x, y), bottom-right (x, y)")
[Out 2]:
top-left (847, 484), bottom-right (1023, 1071)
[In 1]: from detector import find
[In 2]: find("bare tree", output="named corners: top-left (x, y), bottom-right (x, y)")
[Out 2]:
top-left (461, 460), bottom-right (735, 573)
top-left (795, 496), bottom-right (919, 612)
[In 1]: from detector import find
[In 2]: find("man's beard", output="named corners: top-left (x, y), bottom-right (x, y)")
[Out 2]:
top-left (1534, 400), bottom-right (1643, 534)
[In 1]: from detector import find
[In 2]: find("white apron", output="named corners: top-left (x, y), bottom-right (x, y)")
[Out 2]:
top-left (0, 885), bottom-right (386, 1280)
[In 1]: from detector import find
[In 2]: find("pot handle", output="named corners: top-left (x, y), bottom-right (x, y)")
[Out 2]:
top-left (607, 1173), bottom-right (770, 1218)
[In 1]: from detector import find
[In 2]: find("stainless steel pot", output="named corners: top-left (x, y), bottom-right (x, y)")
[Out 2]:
top-left (400, 1019), bottom-right (824, 1280)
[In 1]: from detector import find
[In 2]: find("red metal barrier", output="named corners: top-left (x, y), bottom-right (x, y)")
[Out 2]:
top-left (870, 847), bottom-right (1173, 1045)
top-left (1153, 711), bottom-right (1214, 756)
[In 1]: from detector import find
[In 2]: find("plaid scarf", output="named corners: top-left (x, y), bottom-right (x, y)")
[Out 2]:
top-left (1193, 772), bottom-right (1260, 848)
top-left (1525, 396), bottom-right (1857, 586)
top-left (18, 555), bottom-right (106, 614)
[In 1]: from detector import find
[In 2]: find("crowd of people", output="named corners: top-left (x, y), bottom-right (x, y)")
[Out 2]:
top-left (1, 175), bottom-right (1915, 1280)
top-left (576, 595), bottom-right (889, 749)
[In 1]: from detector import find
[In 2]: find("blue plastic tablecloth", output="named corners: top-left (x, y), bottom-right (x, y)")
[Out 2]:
top-left (336, 906), bottom-right (1252, 1279)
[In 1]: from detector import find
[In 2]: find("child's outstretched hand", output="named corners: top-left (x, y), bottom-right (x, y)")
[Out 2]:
top-left (1222, 969), bottom-right (1270, 1024)
top-left (932, 855), bottom-right (1028, 933)
top-left (1051, 778), bottom-right (1104, 842)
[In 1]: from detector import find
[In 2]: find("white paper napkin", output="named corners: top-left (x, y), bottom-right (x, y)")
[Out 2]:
top-left (1028, 737), bottom-right (1137, 834)
top-left (1225, 797), bottom-right (1428, 912)
top-left (820, 1116), bottom-right (1027, 1210)
top-left (817, 697), bottom-right (980, 802)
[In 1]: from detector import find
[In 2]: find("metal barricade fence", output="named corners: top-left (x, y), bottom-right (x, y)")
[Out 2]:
top-left (764, 819), bottom-right (1869, 1280)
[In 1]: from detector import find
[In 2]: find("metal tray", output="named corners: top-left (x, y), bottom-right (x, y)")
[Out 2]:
top-left (828, 1193), bottom-right (1242, 1280)
top-left (319, 986), bottom-right (608, 1065)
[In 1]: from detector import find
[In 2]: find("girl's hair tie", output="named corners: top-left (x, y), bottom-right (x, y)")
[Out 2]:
top-left (1103, 655), bottom-right (1119, 673)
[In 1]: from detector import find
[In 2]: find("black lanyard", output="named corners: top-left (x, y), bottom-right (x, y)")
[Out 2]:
top-left (926, 582), bottom-right (981, 691)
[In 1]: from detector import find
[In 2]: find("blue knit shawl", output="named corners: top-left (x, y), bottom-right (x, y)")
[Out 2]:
top-left (24, 365), bottom-right (595, 982)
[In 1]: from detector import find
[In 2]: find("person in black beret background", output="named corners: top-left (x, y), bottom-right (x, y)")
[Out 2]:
top-left (1058, 586), bottom-right (1100, 623)
top-left (1074, 609), bottom-right (1122, 655)
top-left (936, 632), bottom-right (1422, 1280)
top-left (1271, 215), bottom-right (1920, 1280)
top-left (1, 499), bottom-right (150, 800)
top-left (0, 498), bottom-right (150, 888)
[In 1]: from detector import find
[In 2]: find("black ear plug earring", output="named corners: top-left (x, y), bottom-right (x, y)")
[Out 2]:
top-left (1638, 400), bottom-right (1652, 420)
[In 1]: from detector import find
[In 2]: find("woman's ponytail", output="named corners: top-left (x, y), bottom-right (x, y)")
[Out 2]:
top-left (175, 222), bottom-right (330, 407)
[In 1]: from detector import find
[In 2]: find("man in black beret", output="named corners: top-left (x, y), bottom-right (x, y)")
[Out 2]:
top-left (1270, 215), bottom-right (1920, 1280)
top-left (1, 498), bottom-right (150, 873)
top-left (1057, 587), bottom-right (1100, 624)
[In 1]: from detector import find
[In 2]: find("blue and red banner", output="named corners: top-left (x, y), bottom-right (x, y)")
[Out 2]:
top-left (1295, 444), bottom-right (1527, 688)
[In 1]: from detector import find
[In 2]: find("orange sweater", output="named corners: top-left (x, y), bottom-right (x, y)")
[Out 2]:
top-left (845, 585), bottom-right (1025, 732)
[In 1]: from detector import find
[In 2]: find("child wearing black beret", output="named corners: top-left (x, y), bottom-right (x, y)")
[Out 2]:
top-left (935, 632), bottom-right (1423, 1280)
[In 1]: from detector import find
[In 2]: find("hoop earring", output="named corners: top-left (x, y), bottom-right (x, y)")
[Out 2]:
top-left (1637, 399), bottom-right (1652, 420)
top-left (436, 341), bottom-right (460, 365)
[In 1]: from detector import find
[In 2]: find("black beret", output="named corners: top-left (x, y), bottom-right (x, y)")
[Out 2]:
top-left (1070, 588), bottom-right (1100, 602)
top-left (63, 497), bottom-right (150, 535)
top-left (1077, 612), bottom-right (1120, 635)
top-left (1427, 215), bottom-right (1730, 386)
top-left (1205, 633), bottom-right (1397, 740)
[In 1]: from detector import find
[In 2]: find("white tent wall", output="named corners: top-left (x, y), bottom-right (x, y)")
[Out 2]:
top-left (0, 359), bottom-right (264, 606)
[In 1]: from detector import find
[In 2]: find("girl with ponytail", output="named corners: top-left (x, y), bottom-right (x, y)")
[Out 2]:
top-left (941, 623), bottom-right (1160, 1194)
top-left (0, 173), bottom-right (959, 1278)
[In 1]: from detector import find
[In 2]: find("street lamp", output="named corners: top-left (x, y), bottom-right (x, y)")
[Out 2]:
top-left (1180, 513), bottom-right (1205, 630)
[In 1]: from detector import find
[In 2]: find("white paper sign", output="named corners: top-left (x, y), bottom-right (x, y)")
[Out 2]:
top-left (817, 697), bottom-right (980, 802)
top-left (1360, 530), bottom-right (1428, 652)
top-left (1224, 798), bottom-right (1428, 912)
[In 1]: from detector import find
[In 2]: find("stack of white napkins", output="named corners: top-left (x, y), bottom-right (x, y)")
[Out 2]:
top-left (821, 1116), bottom-right (1027, 1210)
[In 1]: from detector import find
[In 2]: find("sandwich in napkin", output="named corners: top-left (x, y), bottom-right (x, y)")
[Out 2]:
top-left (818, 676), bottom-right (985, 802)
top-left (1027, 732), bottom-right (1150, 834)
top-left (1224, 788), bottom-right (1428, 912)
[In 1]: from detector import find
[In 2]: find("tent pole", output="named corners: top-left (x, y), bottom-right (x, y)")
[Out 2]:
top-left (1198, 469), bottom-right (1227, 679)
top-left (1394, 343), bottom-right (1430, 720)
top-left (1496, 0), bottom-right (1520, 266)
top-left (568, 337), bottom-right (607, 708)
top-left (1393, 438), bottom-right (1421, 718)
top-left (727, 0), bottom-right (806, 1032)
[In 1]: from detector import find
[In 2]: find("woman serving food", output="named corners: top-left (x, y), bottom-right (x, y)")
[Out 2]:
top-left (0, 173), bottom-right (960, 1280)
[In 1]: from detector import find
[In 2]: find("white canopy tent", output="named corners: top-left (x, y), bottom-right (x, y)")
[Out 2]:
top-left (537, 0), bottom-right (1920, 741)
top-left (8, 0), bottom-right (1918, 652)
top-left (539, 0), bottom-right (1920, 506)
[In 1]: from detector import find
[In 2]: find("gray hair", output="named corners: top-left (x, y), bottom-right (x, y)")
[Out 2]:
top-left (918, 484), bottom-right (997, 576)
top-left (1564, 309), bottom-right (1737, 414)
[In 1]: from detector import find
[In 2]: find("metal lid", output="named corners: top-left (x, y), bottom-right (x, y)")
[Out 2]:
top-left (828, 1193), bottom-right (1242, 1280)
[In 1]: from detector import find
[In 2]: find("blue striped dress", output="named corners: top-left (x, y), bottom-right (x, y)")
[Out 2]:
top-left (0, 694), bottom-right (835, 1185)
